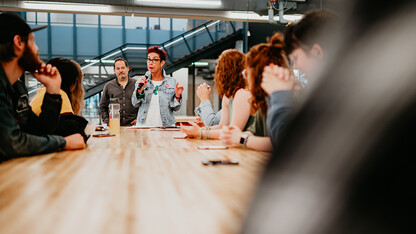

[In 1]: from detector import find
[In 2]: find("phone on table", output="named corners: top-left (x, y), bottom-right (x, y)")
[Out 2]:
top-left (202, 160), bottom-right (239, 166)
top-left (92, 133), bottom-right (115, 137)
top-left (173, 135), bottom-right (187, 139)
top-left (197, 145), bottom-right (228, 150)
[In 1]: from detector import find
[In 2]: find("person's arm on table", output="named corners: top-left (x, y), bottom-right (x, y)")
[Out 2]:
top-left (220, 126), bottom-right (273, 152)
top-left (0, 97), bottom-right (85, 161)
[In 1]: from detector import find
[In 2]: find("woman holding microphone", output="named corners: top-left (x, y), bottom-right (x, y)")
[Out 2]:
top-left (132, 46), bottom-right (184, 127)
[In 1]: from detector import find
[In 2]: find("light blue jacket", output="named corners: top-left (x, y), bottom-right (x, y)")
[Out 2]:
top-left (131, 70), bottom-right (182, 126)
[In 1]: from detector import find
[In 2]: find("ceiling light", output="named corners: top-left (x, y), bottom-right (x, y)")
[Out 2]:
top-left (137, 0), bottom-right (221, 8)
top-left (227, 11), bottom-right (303, 22)
top-left (21, 1), bottom-right (113, 13)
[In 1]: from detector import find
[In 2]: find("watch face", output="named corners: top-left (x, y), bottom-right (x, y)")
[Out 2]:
top-left (240, 136), bottom-right (245, 145)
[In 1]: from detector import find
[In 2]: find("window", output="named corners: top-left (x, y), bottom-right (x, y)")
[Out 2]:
top-left (125, 16), bottom-right (147, 29)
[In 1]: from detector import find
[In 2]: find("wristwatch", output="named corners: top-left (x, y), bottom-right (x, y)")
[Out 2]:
top-left (239, 134), bottom-right (249, 148)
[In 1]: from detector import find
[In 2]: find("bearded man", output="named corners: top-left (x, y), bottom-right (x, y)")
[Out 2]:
top-left (99, 57), bottom-right (138, 126)
top-left (0, 12), bottom-right (85, 162)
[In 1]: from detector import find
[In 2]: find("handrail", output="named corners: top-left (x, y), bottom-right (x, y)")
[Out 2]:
top-left (81, 20), bottom-right (234, 70)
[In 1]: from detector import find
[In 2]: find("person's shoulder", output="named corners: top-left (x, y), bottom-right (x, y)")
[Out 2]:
top-left (234, 88), bottom-right (251, 99)
top-left (129, 76), bottom-right (138, 82)
top-left (103, 79), bottom-right (117, 88)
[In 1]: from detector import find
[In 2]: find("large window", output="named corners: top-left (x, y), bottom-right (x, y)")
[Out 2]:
top-left (172, 18), bottom-right (188, 31)
top-left (50, 13), bottom-right (73, 26)
top-left (125, 16), bottom-right (147, 29)
top-left (101, 15), bottom-right (122, 28)
top-left (76, 14), bottom-right (98, 26)
top-left (26, 12), bottom-right (48, 24)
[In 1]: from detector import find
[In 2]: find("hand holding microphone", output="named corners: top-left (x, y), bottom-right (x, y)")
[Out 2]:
top-left (137, 72), bottom-right (150, 94)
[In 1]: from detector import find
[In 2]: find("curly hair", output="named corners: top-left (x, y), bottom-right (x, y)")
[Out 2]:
top-left (246, 33), bottom-right (291, 114)
top-left (147, 46), bottom-right (167, 61)
top-left (214, 49), bottom-right (246, 98)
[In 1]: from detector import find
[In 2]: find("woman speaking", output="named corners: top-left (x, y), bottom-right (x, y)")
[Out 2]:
top-left (132, 46), bottom-right (184, 126)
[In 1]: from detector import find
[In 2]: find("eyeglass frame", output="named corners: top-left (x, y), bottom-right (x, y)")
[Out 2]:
top-left (145, 58), bottom-right (161, 63)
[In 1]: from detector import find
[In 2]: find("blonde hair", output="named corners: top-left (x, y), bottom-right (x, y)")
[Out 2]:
top-left (70, 60), bottom-right (85, 115)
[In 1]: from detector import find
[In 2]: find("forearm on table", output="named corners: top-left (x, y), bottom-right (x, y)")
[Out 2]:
top-left (246, 136), bottom-right (273, 152)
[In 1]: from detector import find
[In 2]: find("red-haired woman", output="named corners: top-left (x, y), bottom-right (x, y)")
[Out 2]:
top-left (181, 49), bottom-right (254, 139)
top-left (220, 35), bottom-right (293, 152)
top-left (132, 46), bottom-right (184, 126)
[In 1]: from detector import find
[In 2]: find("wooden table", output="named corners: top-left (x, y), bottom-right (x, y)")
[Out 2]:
top-left (0, 127), bottom-right (270, 234)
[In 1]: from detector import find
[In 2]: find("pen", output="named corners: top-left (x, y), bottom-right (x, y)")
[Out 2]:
top-left (202, 160), bottom-right (239, 165)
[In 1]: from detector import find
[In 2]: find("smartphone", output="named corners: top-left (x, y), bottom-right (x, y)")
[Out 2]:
top-left (197, 145), bottom-right (228, 150)
top-left (173, 135), bottom-right (187, 139)
top-left (95, 126), bottom-right (107, 131)
top-left (92, 133), bottom-right (115, 137)
top-left (202, 160), bottom-right (239, 166)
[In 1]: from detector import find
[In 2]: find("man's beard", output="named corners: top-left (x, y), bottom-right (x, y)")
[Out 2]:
top-left (117, 73), bottom-right (128, 80)
top-left (17, 45), bottom-right (42, 73)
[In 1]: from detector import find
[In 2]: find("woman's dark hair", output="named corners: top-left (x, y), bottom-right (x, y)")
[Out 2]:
top-left (47, 57), bottom-right (84, 114)
top-left (284, 10), bottom-right (338, 55)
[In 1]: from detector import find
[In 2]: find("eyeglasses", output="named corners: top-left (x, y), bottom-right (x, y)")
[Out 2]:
top-left (145, 58), bottom-right (161, 63)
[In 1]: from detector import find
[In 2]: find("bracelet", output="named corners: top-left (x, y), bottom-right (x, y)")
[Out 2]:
top-left (205, 127), bottom-right (210, 139)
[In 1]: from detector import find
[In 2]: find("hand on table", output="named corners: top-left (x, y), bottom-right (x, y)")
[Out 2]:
top-left (181, 121), bottom-right (201, 138)
top-left (219, 125), bottom-right (243, 147)
top-left (195, 117), bottom-right (205, 127)
top-left (64, 133), bottom-right (86, 150)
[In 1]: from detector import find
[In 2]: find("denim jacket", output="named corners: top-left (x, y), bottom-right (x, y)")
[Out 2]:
top-left (131, 70), bottom-right (182, 126)
top-left (0, 65), bottom-right (66, 162)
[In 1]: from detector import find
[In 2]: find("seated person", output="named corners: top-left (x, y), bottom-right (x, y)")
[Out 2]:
top-left (220, 34), bottom-right (292, 152)
top-left (30, 57), bottom-right (88, 141)
top-left (31, 57), bottom-right (84, 115)
top-left (262, 11), bottom-right (338, 149)
top-left (194, 82), bottom-right (221, 126)
top-left (181, 49), bottom-right (254, 140)
top-left (0, 12), bottom-right (85, 162)
top-left (132, 46), bottom-right (184, 127)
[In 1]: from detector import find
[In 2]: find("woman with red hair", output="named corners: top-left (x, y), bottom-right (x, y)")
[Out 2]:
top-left (132, 46), bottom-right (184, 126)
top-left (220, 34), bottom-right (292, 152)
top-left (181, 49), bottom-right (254, 140)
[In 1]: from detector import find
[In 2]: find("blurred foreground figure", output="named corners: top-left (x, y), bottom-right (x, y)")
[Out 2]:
top-left (242, 1), bottom-right (416, 234)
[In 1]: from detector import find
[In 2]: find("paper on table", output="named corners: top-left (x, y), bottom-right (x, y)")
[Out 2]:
top-left (127, 125), bottom-right (155, 129)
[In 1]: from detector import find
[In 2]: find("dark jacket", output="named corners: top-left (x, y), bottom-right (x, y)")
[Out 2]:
top-left (0, 65), bottom-right (66, 162)
top-left (55, 113), bottom-right (89, 142)
top-left (99, 77), bottom-right (138, 126)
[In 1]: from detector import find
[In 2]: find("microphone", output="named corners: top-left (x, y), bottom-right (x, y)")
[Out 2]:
top-left (138, 71), bottom-right (150, 90)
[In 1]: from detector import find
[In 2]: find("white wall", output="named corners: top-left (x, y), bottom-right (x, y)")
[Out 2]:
top-left (172, 68), bottom-right (188, 116)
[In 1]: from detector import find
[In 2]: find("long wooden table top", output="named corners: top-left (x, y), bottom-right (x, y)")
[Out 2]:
top-left (0, 127), bottom-right (270, 234)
